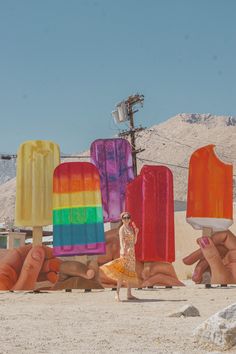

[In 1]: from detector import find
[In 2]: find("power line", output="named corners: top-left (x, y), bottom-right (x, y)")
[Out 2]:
top-left (0, 153), bottom-right (90, 160)
top-left (137, 157), bottom-right (188, 170)
top-left (145, 129), bottom-right (193, 148)
top-left (137, 129), bottom-right (236, 161)
top-left (137, 156), bottom-right (236, 177)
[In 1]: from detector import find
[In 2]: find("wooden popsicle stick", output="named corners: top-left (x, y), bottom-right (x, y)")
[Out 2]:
top-left (202, 227), bottom-right (213, 288)
top-left (33, 226), bottom-right (43, 246)
top-left (202, 227), bottom-right (213, 237)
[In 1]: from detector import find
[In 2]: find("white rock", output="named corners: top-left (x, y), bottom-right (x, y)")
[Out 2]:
top-left (169, 304), bottom-right (200, 317)
top-left (194, 303), bottom-right (236, 350)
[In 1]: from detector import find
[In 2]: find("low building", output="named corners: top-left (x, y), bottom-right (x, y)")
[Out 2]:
top-left (0, 231), bottom-right (26, 249)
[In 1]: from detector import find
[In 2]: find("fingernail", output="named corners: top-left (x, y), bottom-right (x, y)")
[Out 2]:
top-left (31, 248), bottom-right (43, 261)
top-left (198, 237), bottom-right (210, 248)
top-left (202, 236), bottom-right (210, 246)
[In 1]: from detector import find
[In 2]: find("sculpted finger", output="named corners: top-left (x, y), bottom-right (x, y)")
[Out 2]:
top-left (223, 250), bottom-right (236, 266)
top-left (12, 246), bottom-right (45, 290)
top-left (46, 272), bottom-right (59, 283)
top-left (182, 248), bottom-right (203, 265)
top-left (59, 261), bottom-right (95, 279)
top-left (0, 245), bottom-right (32, 274)
top-left (192, 259), bottom-right (209, 283)
top-left (149, 262), bottom-right (178, 279)
top-left (43, 246), bottom-right (55, 259)
top-left (197, 237), bottom-right (230, 283)
top-left (212, 231), bottom-right (236, 250)
top-left (142, 273), bottom-right (184, 287)
top-left (41, 258), bottom-right (62, 273)
top-left (0, 265), bottom-right (18, 290)
top-left (37, 273), bottom-right (48, 282)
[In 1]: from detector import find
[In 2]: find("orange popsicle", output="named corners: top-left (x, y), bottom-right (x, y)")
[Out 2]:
top-left (186, 144), bottom-right (233, 232)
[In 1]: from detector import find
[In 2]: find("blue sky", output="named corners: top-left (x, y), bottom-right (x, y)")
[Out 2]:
top-left (0, 0), bottom-right (235, 154)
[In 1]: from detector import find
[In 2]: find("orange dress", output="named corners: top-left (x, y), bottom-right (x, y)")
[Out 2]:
top-left (101, 225), bottom-right (140, 286)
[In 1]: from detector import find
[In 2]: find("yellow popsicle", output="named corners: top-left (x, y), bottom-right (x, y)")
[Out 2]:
top-left (15, 140), bottom-right (60, 244)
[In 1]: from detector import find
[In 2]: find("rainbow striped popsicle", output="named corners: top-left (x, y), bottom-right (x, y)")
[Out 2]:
top-left (53, 162), bottom-right (106, 256)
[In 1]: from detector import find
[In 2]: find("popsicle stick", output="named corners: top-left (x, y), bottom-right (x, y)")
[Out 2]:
top-left (33, 226), bottom-right (43, 246)
top-left (202, 227), bottom-right (213, 237)
top-left (202, 227), bottom-right (213, 288)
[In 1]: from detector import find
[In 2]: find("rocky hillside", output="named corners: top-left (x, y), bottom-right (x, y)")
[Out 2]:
top-left (0, 157), bottom-right (16, 185)
top-left (0, 113), bottom-right (235, 224)
top-left (0, 177), bottom-right (16, 228)
top-left (136, 113), bottom-right (236, 201)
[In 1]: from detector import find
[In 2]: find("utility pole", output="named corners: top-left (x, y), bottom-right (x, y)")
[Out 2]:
top-left (113, 93), bottom-right (145, 176)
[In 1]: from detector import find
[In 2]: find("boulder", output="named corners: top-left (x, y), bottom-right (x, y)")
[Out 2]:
top-left (168, 304), bottom-right (200, 317)
top-left (194, 303), bottom-right (236, 350)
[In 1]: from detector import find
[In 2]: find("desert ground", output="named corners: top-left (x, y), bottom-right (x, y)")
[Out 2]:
top-left (0, 282), bottom-right (236, 354)
top-left (1, 210), bottom-right (236, 353)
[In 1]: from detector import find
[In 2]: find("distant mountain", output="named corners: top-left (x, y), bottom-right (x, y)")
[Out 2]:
top-left (136, 113), bottom-right (236, 201)
top-left (0, 177), bottom-right (16, 227)
top-left (0, 157), bottom-right (16, 185)
top-left (0, 113), bottom-right (235, 224)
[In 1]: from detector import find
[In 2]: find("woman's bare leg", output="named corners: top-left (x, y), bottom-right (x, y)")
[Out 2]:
top-left (115, 280), bottom-right (122, 302)
top-left (127, 283), bottom-right (138, 300)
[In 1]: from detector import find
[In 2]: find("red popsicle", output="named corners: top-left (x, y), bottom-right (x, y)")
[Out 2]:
top-left (125, 165), bottom-right (175, 262)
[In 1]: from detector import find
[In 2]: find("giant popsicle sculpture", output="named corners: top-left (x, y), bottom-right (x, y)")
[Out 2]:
top-left (53, 162), bottom-right (105, 256)
top-left (90, 138), bottom-right (134, 222)
top-left (15, 140), bottom-right (60, 245)
top-left (186, 144), bottom-right (233, 235)
top-left (126, 165), bottom-right (175, 263)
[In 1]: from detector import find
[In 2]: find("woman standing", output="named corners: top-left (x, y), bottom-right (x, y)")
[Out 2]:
top-left (101, 211), bottom-right (140, 301)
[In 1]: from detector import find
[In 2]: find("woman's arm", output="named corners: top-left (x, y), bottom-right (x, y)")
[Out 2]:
top-left (132, 222), bottom-right (139, 244)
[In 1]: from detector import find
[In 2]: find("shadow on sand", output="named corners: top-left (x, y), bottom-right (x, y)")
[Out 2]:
top-left (122, 298), bottom-right (188, 303)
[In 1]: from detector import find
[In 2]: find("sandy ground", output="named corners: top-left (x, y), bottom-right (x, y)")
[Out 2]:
top-left (0, 282), bottom-right (236, 354)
